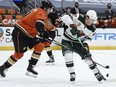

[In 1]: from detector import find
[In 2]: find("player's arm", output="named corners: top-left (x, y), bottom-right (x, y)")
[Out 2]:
top-left (61, 14), bottom-right (73, 27)
top-left (61, 14), bottom-right (79, 35)
top-left (35, 20), bottom-right (49, 39)
top-left (81, 24), bottom-right (96, 47)
top-left (35, 20), bottom-right (45, 33)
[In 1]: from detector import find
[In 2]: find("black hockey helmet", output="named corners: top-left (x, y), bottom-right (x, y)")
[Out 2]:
top-left (41, 0), bottom-right (54, 9)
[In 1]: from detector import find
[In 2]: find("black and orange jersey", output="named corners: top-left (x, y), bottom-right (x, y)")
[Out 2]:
top-left (16, 8), bottom-right (48, 38)
top-left (44, 18), bottom-right (56, 31)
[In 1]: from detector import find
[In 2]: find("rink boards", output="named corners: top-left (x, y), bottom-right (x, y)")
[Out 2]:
top-left (0, 27), bottom-right (116, 50)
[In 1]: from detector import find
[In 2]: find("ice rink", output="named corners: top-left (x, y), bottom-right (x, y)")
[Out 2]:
top-left (0, 50), bottom-right (116, 87)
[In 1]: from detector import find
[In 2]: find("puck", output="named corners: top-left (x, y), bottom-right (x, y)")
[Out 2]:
top-left (106, 73), bottom-right (109, 77)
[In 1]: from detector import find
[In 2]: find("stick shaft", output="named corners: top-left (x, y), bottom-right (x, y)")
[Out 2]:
top-left (94, 61), bottom-right (109, 69)
top-left (52, 38), bottom-right (110, 70)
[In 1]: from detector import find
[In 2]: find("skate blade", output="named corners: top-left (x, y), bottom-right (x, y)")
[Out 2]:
top-left (0, 75), bottom-right (4, 78)
top-left (99, 79), bottom-right (106, 83)
top-left (70, 80), bottom-right (75, 84)
top-left (46, 62), bottom-right (55, 65)
top-left (46, 63), bottom-right (55, 65)
top-left (25, 71), bottom-right (37, 78)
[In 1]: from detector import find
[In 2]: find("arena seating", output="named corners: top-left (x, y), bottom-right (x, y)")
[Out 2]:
top-left (0, 8), bottom-right (6, 15)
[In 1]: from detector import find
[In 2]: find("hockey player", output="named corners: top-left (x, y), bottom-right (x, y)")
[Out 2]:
top-left (60, 10), bottom-right (106, 82)
top-left (44, 9), bottom-right (59, 63)
top-left (44, 18), bottom-right (56, 63)
top-left (0, 1), bottom-right (55, 78)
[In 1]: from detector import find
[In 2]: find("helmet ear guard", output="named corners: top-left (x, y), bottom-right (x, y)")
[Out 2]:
top-left (86, 10), bottom-right (98, 24)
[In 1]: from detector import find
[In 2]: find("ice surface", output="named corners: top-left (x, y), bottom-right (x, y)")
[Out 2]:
top-left (0, 50), bottom-right (116, 87)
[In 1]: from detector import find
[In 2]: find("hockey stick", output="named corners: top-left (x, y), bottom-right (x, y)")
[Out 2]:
top-left (76, 35), bottom-right (110, 78)
top-left (39, 35), bottom-right (110, 70)
top-left (51, 39), bottom-right (69, 48)
top-left (51, 35), bottom-right (110, 70)
top-left (94, 61), bottom-right (110, 69)
top-left (76, 35), bottom-right (110, 69)
top-left (37, 36), bottom-right (68, 48)
top-left (42, 37), bottom-right (68, 48)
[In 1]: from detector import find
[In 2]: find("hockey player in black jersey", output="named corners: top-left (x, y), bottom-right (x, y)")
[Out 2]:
top-left (60, 9), bottom-right (106, 82)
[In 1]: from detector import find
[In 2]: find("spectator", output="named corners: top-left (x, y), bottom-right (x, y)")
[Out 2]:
top-left (111, 17), bottom-right (116, 28)
top-left (65, 7), bottom-right (71, 14)
top-left (96, 17), bottom-right (105, 28)
top-left (105, 3), bottom-right (115, 19)
top-left (71, 2), bottom-right (82, 14)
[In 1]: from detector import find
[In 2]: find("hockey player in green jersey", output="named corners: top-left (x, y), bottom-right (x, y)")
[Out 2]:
top-left (60, 10), bottom-right (106, 82)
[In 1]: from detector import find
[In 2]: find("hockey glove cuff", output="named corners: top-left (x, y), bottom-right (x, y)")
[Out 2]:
top-left (70, 24), bottom-right (79, 35)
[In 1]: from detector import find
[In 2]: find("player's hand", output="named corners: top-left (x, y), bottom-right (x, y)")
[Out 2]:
top-left (70, 24), bottom-right (79, 35)
top-left (49, 31), bottom-right (56, 40)
top-left (40, 30), bottom-right (50, 39)
top-left (70, 24), bottom-right (77, 29)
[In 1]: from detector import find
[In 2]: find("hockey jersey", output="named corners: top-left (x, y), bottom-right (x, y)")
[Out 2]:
top-left (61, 13), bottom-right (96, 44)
top-left (16, 8), bottom-right (48, 38)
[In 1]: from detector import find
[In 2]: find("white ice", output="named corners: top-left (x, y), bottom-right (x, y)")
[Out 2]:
top-left (0, 50), bottom-right (116, 87)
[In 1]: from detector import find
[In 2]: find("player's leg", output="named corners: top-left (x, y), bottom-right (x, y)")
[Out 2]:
top-left (25, 42), bottom-right (44, 78)
top-left (0, 53), bottom-right (24, 78)
top-left (64, 52), bottom-right (76, 82)
top-left (45, 47), bottom-right (55, 63)
top-left (0, 28), bottom-right (25, 78)
top-left (44, 42), bottom-right (54, 63)
top-left (79, 43), bottom-right (106, 81)
top-left (82, 55), bottom-right (106, 81)
top-left (62, 40), bottom-right (76, 82)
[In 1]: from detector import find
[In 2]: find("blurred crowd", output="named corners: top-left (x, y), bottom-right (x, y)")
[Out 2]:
top-left (96, 3), bottom-right (116, 28)
top-left (58, 2), bottom-right (116, 28)
top-left (0, 1), bottom-right (116, 28)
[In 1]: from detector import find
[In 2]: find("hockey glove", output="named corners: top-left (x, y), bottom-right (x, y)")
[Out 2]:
top-left (70, 28), bottom-right (78, 35)
top-left (40, 30), bottom-right (49, 39)
top-left (83, 43), bottom-right (89, 51)
top-left (70, 24), bottom-right (79, 35)
top-left (49, 31), bottom-right (56, 41)
top-left (38, 30), bottom-right (50, 43)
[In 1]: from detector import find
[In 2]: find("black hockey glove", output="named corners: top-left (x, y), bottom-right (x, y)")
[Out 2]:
top-left (40, 30), bottom-right (49, 39)
top-left (39, 30), bottom-right (50, 43)
top-left (49, 31), bottom-right (56, 41)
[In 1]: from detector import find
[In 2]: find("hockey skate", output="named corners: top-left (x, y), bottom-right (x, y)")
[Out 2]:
top-left (70, 72), bottom-right (76, 82)
top-left (0, 65), bottom-right (8, 78)
top-left (25, 65), bottom-right (38, 78)
top-left (94, 72), bottom-right (106, 82)
top-left (46, 56), bottom-right (55, 63)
